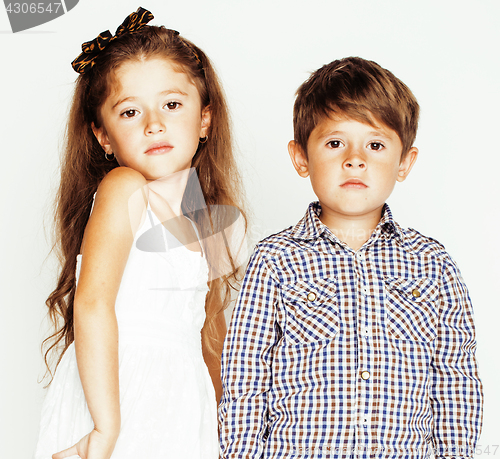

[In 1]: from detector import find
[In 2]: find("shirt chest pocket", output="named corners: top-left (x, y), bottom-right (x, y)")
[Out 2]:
top-left (384, 277), bottom-right (439, 343)
top-left (281, 278), bottom-right (339, 345)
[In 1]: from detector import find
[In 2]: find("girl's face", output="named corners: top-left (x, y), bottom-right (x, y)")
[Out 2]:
top-left (93, 57), bottom-right (210, 181)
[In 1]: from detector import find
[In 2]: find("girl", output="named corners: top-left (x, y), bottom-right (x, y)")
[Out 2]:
top-left (34, 7), bottom-right (246, 459)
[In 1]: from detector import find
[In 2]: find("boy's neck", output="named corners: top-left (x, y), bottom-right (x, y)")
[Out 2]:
top-left (318, 205), bottom-right (384, 251)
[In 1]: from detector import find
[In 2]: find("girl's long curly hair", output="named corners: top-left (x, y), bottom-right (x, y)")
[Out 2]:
top-left (43, 25), bottom-right (247, 383)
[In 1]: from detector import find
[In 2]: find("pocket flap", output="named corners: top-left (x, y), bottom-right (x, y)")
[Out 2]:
top-left (385, 276), bottom-right (439, 303)
top-left (281, 278), bottom-right (337, 311)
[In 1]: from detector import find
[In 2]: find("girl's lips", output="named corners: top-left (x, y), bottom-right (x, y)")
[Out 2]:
top-left (340, 179), bottom-right (368, 189)
top-left (145, 142), bottom-right (173, 155)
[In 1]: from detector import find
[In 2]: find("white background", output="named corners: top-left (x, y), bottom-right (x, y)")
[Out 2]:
top-left (1, 0), bottom-right (499, 457)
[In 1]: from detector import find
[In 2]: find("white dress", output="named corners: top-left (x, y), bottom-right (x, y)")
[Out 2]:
top-left (33, 201), bottom-right (219, 458)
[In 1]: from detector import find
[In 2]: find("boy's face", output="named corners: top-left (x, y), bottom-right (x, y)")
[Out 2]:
top-left (288, 115), bottom-right (418, 224)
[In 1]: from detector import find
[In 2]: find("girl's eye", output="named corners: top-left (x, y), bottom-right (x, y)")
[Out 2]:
top-left (327, 140), bottom-right (343, 148)
top-left (121, 109), bottom-right (138, 118)
top-left (369, 142), bottom-right (384, 151)
top-left (165, 102), bottom-right (181, 110)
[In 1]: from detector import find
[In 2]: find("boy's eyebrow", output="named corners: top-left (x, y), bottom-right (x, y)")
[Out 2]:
top-left (315, 129), bottom-right (344, 138)
top-left (111, 89), bottom-right (189, 109)
top-left (367, 130), bottom-right (392, 138)
top-left (317, 129), bottom-right (393, 139)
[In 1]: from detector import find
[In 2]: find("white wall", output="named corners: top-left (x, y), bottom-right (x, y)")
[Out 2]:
top-left (1, 0), bottom-right (499, 456)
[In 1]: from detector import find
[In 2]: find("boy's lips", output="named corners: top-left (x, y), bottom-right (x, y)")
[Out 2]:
top-left (340, 178), bottom-right (368, 189)
top-left (145, 142), bottom-right (173, 155)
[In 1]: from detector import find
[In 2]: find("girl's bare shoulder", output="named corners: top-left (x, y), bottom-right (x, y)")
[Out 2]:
top-left (84, 167), bottom-right (149, 245)
top-left (97, 167), bottom-right (148, 201)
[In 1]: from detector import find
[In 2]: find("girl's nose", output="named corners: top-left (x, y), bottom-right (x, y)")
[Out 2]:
top-left (145, 111), bottom-right (165, 135)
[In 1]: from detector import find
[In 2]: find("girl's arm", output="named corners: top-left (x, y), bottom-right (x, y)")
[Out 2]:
top-left (53, 167), bottom-right (147, 459)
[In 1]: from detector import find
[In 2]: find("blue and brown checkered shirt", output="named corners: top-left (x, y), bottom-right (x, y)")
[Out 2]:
top-left (219, 202), bottom-right (483, 458)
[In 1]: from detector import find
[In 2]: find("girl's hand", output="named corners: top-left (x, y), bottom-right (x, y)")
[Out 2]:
top-left (52, 428), bottom-right (118, 459)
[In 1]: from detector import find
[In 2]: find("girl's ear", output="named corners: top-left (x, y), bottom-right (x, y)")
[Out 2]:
top-left (199, 106), bottom-right (211, 138)
top-left (288, 140), bottom-right (310, 178)
top-left (91, 122), bottom-right (112, 154)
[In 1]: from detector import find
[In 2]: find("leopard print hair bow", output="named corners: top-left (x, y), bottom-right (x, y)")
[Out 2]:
top-left (71, 7), bottom-right (154, 74)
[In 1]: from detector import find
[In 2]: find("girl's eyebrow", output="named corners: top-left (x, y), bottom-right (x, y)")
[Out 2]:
top-left (159, 89), bottom-right (189, 97)
top-left (112, 89), bottom-right (189, 109)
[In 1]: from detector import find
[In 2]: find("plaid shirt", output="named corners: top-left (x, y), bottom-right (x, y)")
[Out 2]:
top-left (219, 202), bottom-right (483, 459)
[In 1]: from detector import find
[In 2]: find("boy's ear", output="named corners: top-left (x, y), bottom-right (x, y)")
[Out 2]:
top-left (91, 122), bottom-right (112, 155)
top-left (288, 140), bottom-right (310, 178)
top-left (397, 147), bottom-right (418, 182)
top-left (199, 105), bottom-right (211, 138)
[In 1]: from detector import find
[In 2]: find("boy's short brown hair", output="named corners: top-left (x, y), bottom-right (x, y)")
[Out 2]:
top-left (293, 57), bottom-right (419, 157)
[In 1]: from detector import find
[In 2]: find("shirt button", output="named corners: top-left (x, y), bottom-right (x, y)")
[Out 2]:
top-left (412, 288), bottom-right (421, 298)
top-left (307, 292), bottom-right (316, 301)
top-left (361, 371), bottom-right (370, 380)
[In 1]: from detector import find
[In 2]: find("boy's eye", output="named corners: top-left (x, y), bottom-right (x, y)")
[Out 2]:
top-left (165, 101), bottom-right (181, 110)
top-left (327, 140), bottom-right (343, 148)
top-left (369, 142), bottom-right (384, 151)
top-left (121, 109), bottom-right (138, 118)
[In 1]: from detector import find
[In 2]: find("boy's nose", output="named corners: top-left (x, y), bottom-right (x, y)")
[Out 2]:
top-left (343, 155), bottom-right (366, 170)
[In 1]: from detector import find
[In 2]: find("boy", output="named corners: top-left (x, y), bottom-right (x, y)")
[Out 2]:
top-left (218, 57), bottom-right (483, 458)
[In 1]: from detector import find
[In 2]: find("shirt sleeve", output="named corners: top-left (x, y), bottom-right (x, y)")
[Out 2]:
top-left (218, 246), bottom-right (280, 458)
top-left (430, 254), bottom-right (483, 458)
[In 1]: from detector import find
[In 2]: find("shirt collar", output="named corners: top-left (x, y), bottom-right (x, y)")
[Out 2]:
top-left (288, 202), bottom-right (325, 242)
top-left (289, 202), bottom-right (404, 244)
top-left (376, 203), bottom-right (404, 241)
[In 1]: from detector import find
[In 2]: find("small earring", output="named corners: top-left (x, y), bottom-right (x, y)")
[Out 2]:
top-left (105, 151), bottom-right (115, 161)
top-left (199, 135), bottom-right (208, 144)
